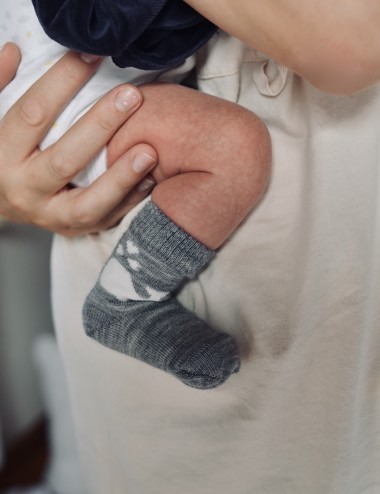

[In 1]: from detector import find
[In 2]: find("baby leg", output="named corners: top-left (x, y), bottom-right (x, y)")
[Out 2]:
top-left (83, 84), bottom-right (271, 389)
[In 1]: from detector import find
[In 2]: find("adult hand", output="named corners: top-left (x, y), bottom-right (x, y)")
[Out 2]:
top-left (0, 44), bottom-right (157, 236)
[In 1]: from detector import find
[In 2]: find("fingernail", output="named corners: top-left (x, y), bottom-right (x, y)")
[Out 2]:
top-left (132, 153), bottom-right (156, 173)
top-left (80, 53), bottom-right (101, 64)
top-left (114, 87), bottom-right (141, 112)
top-left (137, 177), bottom-right (156, 193)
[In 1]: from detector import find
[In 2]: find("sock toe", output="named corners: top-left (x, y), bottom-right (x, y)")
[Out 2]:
top-left (83, 287), bottom-right (241, 390)
top-left (171, 333), bottom-right (241, 390)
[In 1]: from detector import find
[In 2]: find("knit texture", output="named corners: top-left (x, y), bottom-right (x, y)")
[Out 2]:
top-left (82, 202), bottom-right (240, 389)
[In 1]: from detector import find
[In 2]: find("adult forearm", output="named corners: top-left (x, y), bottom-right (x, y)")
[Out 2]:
top-left (184, 0), bottom-right (380, 94)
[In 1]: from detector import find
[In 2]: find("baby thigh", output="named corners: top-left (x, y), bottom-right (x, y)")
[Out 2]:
top-left (149, 85), bottom-right (271, 249)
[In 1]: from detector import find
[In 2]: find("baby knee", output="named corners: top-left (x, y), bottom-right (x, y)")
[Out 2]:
top-left (224, 110), bottom-right (271, 209)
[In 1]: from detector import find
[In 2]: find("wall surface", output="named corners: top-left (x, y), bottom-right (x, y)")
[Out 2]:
top-left (0, 222), bottom-right (54, 446)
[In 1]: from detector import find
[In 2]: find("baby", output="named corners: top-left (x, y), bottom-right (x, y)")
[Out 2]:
top-left (0, 0), bottom-right (270, 389)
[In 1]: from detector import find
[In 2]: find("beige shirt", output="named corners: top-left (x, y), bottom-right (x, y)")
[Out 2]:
top-left (51, 33), bottom-right (380, 494)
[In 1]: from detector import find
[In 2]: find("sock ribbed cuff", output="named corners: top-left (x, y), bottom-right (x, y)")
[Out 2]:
top-left (129, 201), bottom-right (215, 278)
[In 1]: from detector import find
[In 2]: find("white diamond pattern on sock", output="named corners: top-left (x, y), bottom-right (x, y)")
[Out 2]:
top-left (128, 259), bottom-right (141, 271)
top-left (100, 258), bottom-right (141, 301)
top-left (100, 258), bottom-right (167, 302)
top-left (126, 240), bottom-right (139, 254)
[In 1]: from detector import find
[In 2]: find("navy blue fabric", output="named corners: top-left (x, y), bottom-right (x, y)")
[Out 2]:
top-left (31, 0), bottom-right (218, 70)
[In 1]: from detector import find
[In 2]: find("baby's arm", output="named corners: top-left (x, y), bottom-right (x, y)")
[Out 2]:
top-left (108, 82), bottom-right (271, 249)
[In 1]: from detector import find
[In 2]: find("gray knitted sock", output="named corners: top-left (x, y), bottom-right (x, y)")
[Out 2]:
top-left (82, 201), bottom-right (240, 389)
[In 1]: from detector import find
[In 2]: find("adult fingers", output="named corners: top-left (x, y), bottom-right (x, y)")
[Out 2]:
top-left (72, 144), bottom-right (157, 225)
top-left (0, 43), bottom-right (21, 91)
top-left (32, 83), bottom-right (143, 195)
top-left (0, 51), bottom-right (102, 164)
top-left (41, 144), bottom-right (157, 235)
top-left (97, 179), bottom-right (156, 232)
